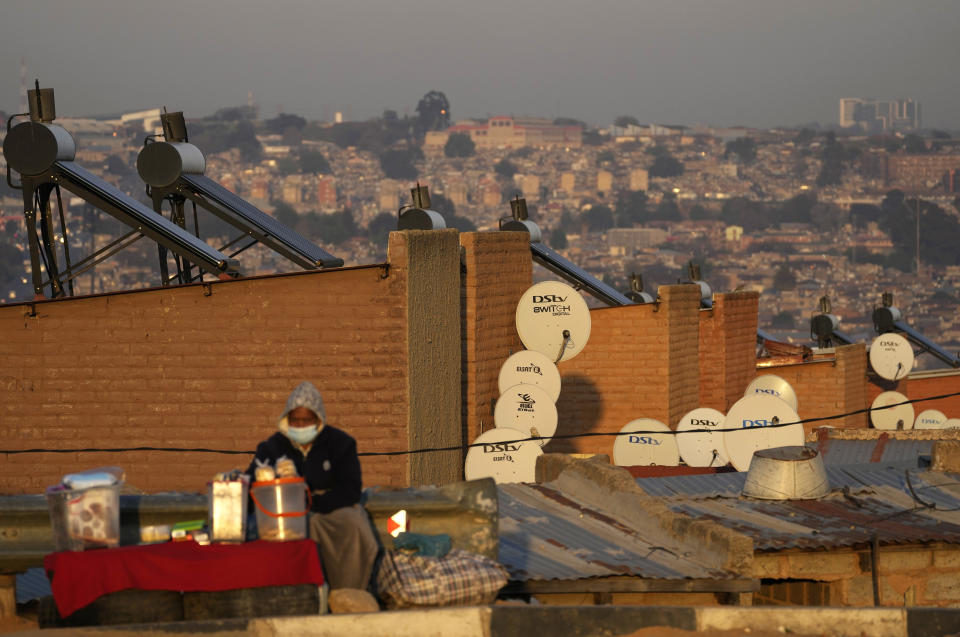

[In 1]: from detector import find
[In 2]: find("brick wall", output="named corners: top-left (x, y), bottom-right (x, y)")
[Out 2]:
top-left (754, 344), bottom-right (868, 436)
top-left (0, 262), bottom-right (413, 495)
top-left (754, 545), bottom-right (960, 607)
top-left (460, 232), bottom-right (532, 454)
top-left (551, 285), bottom-right (701, 456)
top-left (699, 291), bottom-right (760, 412)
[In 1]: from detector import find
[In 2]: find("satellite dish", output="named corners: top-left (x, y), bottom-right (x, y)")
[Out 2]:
top-left (612, 419), bottom-right (680, 467)
top-left (515, 281), bottom-right (591, 362)
top-left (744, 374), bottom-right (798, 412)
top-left (676, 407), bottom-right (728, 467)
top-left (868, 333), bottom-right (914, 381)
top-left (464, 427), bottom-right (542, 484)
top-left (493, 383), bottom-right (558, 446)
top-left (869, 391), bottom-right (914, 430)
top-left (915, 409), bottom-right (948, 430)
top-left (945, 418), bottom-right (960, 430)
top-left (498, 350), bottom-right (562, 402)
top-left (723, 394), bottom-right (804, 472)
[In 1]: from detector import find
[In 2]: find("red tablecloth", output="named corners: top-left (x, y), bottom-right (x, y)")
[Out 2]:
top-left (44, 540), bottom-right (324, 617)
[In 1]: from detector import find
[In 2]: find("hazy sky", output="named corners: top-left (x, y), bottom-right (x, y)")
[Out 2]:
top-left (0, 0), bottom-right (957, 129)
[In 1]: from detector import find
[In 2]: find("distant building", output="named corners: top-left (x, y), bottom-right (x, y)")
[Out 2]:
top-left (839, 97), bottom-right (921, 131)
top-left (629, 168), bottom-right (649, 192)
top-left (426, 116), bottom-right (582, 151)
top-left (316, 176), bottom-right (337, 210)
top-left (866, 151), bottom-right (960, 189)
top-left (596, 170), bottom-right (613, 194)
top-left (119, 109), bottom-right (161, 133)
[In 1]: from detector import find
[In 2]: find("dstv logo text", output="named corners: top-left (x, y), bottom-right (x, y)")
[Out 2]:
top-left (741, 419), bottom-right (773, 428)
top-left (533, 294), bottom-right (567, 303)
top-left (628, 435), bottom-right (662, 445)
top-left (753, 388), bottom-right (781, 397)
top-left (689, 418), bottom-right (719, 428)
top-left (483, 443), bottom-right (520, 453)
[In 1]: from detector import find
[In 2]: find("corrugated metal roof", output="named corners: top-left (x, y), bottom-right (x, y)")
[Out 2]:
top-left (811, 439), bottom-right (932, 468)
top-left (641, 467), bottom-right (960, 551)
top-left (497, 482), bottom-right (737, 583)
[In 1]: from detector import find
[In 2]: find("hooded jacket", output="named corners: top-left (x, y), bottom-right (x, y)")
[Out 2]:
top-left (247, 381), bottom-right (362, 514)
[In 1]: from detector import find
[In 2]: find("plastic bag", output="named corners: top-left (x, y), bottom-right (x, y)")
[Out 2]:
top-left (61, 466), bottom-right (125, 490)
top-left (253, 459), bottom-right (276, 483)
top-left (275, 455), bottom-right (298, 478)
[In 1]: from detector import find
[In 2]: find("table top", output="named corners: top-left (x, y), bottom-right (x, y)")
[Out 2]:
top-left (44, 539), bottom-right (324, 618)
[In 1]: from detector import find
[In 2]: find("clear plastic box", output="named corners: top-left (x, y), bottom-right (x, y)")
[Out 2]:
top-left (207, 479), bottom-right (248, 542)
top-left (46, 484), bottom-right (120, 552)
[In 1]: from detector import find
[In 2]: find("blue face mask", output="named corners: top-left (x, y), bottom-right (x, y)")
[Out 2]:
top-left (288, 425), bottom-right (318, 445)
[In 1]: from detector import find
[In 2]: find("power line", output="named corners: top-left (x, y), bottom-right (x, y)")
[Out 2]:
top-left (2, 390), bottom-right (959, 458)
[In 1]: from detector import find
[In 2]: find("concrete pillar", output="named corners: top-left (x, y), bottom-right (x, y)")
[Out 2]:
top-left (390, 229), bottom-right (462, 486)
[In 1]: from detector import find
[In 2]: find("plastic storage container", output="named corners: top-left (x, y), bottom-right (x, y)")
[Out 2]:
top-left (250, 477), bottom-right (310, 541)
top-left (46, 484), bottom-right (120, 551)
top-left (207, 479), bottom-right (249, 542)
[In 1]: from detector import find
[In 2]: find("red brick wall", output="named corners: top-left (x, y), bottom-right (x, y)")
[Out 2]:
top-left (460, 232), bottom-right (531, 453)
top-left (755, 344), bottom-right (868, 436)
top-left (699, 291), bottom-right (760, 412)
top-left (0, 264), bottom-right (410, 495)
top-left (552, 285), bottom-right (701, 456)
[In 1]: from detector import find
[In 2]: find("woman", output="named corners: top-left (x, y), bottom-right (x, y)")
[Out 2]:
top-left (248, 381), bottom-right (379, 591)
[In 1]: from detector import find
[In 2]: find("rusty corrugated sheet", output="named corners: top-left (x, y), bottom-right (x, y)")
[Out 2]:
top-left (647, 467), bottom-right (960, 551)
top-left (497, 482), bottom-right (737, 582)
top-left (813, 438), bottom-right (932, 467)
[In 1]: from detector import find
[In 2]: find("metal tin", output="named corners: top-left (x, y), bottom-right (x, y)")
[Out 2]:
top-left (742, 446), bottom-right (830, 500)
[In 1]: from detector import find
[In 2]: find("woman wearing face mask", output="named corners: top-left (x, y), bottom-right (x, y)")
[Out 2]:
top-left (247, 381), bottom-right (379, 591)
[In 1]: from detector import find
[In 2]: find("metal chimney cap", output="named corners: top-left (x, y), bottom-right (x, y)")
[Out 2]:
top-left (742, 445), bottom-right (830, 500)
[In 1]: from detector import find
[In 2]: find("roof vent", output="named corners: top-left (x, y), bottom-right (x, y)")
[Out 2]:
top-left (742, 446), bottom-right (829, 500)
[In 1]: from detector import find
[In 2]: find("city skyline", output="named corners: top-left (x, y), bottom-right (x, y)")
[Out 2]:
top-left (0, 0), bottom-right (958, 130)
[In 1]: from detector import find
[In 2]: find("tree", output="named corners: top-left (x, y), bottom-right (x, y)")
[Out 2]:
top-left (905, 134), bottom-right (928, 154)
top-left (649, 153), bottom-right (684, 178)
top-left (300, 151), bottom-right (332, 174)
top-left (615, 190), bottom-right (649, 227)
top-left (650, 192), bottom-right (680, 221)
top-left (689, 204), bottom-right (712, 220)
top-left (230, 121), bottom-right (263, 163)
top-left (725, 137), bottom-right (757, 164)
top-left (772, 265), bottom-right (796, 291)
top-left (614, 115), bottom-right (640, 128)
top-left (771, 311), bottom-right (796, 330)
top-left (582, 205), bottom-right (614, 232)
top-left (796, 128), bottom-right (816, 145)
top-left (266, 113), bottom-right (307, 135)
top-left (416, 90), bottom-right (450, 131)
top-left (366, 211), bottom-right (396, 250)
top-left (551, 228), bottom-right (568, 249)
top-left (379, 149), bottom-right (418, 180)
top-left (275, 156), bottom-right (300, 176)
top-left (444, 133), bottom-right (475, 158)
top-left (494, 159), bottom-right (518, 179)
top-left (595, 150), bottom-right (615, 166)
top-left (272, 201), bottom-right (299, 228)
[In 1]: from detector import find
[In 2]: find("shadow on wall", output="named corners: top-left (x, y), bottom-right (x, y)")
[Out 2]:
top-left (549, 374), bottom-right (602, 454)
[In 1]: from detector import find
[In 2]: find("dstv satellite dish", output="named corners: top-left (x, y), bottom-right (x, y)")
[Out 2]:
top-left (464, 427), bottom-right (542, 484)
top-left (944, 418), bottom-right (960, 430)
top-left (869, 391), bottom-right (914, 430)
top-left (498, 350), bottom-right (562, 402)
top-left (676, 407), bottom-right (728, 467)
top-left (494, 383), bottom-right (558, 446)
top-left (744, 374), bottom-right (798, 412)
top-left (915, 409), bottom-right (948, 430)
top-left (722, 394), bottom-right (804, 472)
top-left (515, 281), bottom-right (591, 362)
top-left (612, 419), bottom-right (680, 467)
top-left (868, 333), bottom-right (914, 381)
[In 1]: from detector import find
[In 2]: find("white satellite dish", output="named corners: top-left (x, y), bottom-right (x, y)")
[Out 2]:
top-left (676, 407), bottom-right (728, 467)
top-left (915, 409), bottom-right (948, 430)
top-left (464, 427), bottom-right (542, 484)
top-left (744, 374), bottom-right (798, 412)
top-left (868, 333), bottom-right (914, 381)
top-left (944, 418), bottom-right (960, 430)
top-left (722, 394), bottom-right (804, 472)
top-left (493, 383), bottom-right (558, 446)
top-left (612, 419), bottom-right (680, 467)
top-left (498, 350), bottom-right (562, 402)
top-left (515, 281), bottom-right (591, 362)
top-left (869, 391), bottom-right (914, 430)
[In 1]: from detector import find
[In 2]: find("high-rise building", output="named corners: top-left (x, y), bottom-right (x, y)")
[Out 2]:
top-left (839, 98), bottom-right (921, 131)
